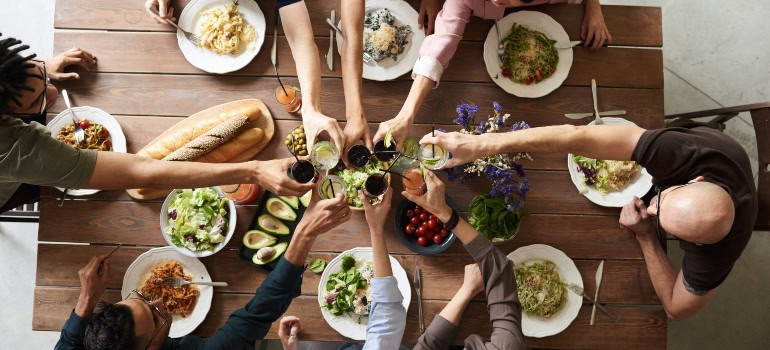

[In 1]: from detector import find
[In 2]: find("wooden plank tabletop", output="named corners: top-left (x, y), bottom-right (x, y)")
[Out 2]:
top-left (35, 1), bottom-right (666, 348)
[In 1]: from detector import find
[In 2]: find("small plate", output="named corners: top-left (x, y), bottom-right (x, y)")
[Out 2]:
top-left (567, 117), bottom-right (654, 207)
top-left (483, 11), bottom-right (573, 98)
top-left (177, 0), bottom-right (266, 74)
top-left (507, 244), bottom-right (582, 338)
top-left (336, 0), bottom-right (426, 81)
top-left (47, 106), bottom-right (127, 196)
top-left (317, 247), bottom-right (411, 340)
top-left (121, 247), bottom-right (213, 338)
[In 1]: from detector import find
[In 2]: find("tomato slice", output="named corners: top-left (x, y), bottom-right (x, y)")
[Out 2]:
top-left (78, 119), bottom-right (90, 129)
top-left (534, 69), bottom-right (543, 81)
top-left (525, 76), bottom-right (533, 85)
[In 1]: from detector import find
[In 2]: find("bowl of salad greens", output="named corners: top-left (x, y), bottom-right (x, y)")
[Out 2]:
top-left (328, 161), bottom-right (390, 210)
top-left (160, 187), bottom-right (236, 257)
top-left (468, 194), bottom-right (523, 244)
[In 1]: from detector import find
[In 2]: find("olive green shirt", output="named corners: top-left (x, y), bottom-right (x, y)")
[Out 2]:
top-left (0, 117), bottom-right (97, 207)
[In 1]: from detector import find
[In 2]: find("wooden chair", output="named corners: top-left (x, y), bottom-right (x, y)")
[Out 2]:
top-left (665, 102), bottom-right (770, 231)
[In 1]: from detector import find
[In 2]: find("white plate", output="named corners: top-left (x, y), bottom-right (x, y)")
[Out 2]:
top-left (483, 11), bottom-right (573, 98)
top-left (337, 0), bottom-right (426, 81)
top-left (567, 117), bottom-right (654, 207)
top-left (318, 247), bottom-right (412, 340)
top-left (160, 187), bottom-right (236, 258)
top-left (47, 106), bottom-right (127, 196)
top-left (121, 246), bottom-right (213, 338)
top-left (177, 0), bottom-right (266, 74)
top-left (507, 244), bottom-right (582, 338)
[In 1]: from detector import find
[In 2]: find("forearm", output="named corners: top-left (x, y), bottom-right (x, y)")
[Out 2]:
top-left (434, 206), bottom-right (479, 245)
top-left (438, 287), bottom-right (475, 325)
top-left (74, 292), bottom-right (99, 319)
top-left (637, 235), bottom-right (679, 314)
top-left (340, 0), bottom-right (365, 121)
top-left (585, 0), bottom-right (602, 12)
top-left (395, 75), bottom-right (434, 120)
top-left (281, 2), bottom-right (322, 113)
top-left (85, 152), bottom-right (255, 189)
top-left (283, 230), bottom-right (316, 267)
top-left (370, 229), bottom-right (393, 277)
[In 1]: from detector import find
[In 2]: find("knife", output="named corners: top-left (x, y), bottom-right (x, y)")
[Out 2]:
top-left (591, 79), bottom-right (603, 125)
top-left (271, 26), bottom-right (278, 74)
top-left (327, 10), bottom-right (335, 71)
top-left (415, 266), bottom-right (424, 334)
top-left (590, 260), bottom-right (604, 325)
top-left (564, 110), bottom-right (627, 119)
top-left (555, 40), bottom-right (609, 49)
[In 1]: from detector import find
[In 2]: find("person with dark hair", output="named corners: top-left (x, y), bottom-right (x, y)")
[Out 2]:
top-left (55, 188), bottom-right (353, 350)
top-left (0, 33), bottom-right (316, 214)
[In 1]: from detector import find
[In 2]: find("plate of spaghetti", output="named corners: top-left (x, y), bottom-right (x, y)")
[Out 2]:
top-left (47, 106), bottom-right (127, 196)
top-left (177, 0), bottom-right (266, 74)
top-left (122, 247), bottom-right (214, 338)
top-left (483, 11), bottom-right (573, 98)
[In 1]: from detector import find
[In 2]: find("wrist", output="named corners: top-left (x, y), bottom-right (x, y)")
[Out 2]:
top-left (248, 161), bottom-right (262, 185)
top-left (75, 293), bottom-right (99, 318)
top-left (457, 285), bottom-right (478, 300)
top-left (436, 205), bottom-right (453, 224)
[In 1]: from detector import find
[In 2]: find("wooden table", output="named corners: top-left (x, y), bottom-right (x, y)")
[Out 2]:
top-left (34, 1), bottom-right (665, 348)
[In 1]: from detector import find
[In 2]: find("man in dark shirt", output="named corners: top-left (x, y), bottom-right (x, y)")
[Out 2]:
top-left (55, 191), bottom-right (352, 350)
top-left (419, 120), bottom-right (757, 320)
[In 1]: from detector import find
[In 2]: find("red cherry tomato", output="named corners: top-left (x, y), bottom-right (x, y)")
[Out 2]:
top-left (103, 140), bottom-right (112, 150)
top-left (433, 234), bottom-right (443, 244)
top-left (428, 219), bottom-right (438, 230)
top-left (410, 217), bottom-right (420, 226)
top-left (97, 127), bottom-right (110, 139)
top-left (501, 68), bottom-right (511, 77)
top-left (440, 229), bottom-right (449, 237)
top-left (419, 213), bottom-right (429, 222)
top-left (413, 208), bottom-right (422, 215)
top-left (77, 119), bottom-right (90, 129)
top-left (405, 225), bottom-right (416, 235)
top-left (417, 236), bottom-right (428, 246)
top-left (525, 76), bottom-right (533, 85)
top-left (534, 69), bottom-right (543, 81)
top-left (417, 226), bottom-right (428, 236)
top-left (406, 209), bottom-right (414, 218)
top-left (429, 214), bottom-right (437, 221)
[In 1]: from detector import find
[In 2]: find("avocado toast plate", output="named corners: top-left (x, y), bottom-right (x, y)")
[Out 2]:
top-left (239, 190), bottom-right (311, 270)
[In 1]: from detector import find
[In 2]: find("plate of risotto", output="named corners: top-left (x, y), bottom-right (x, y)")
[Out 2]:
top-left (177, 0), bottom-right (266, 74)
top-left (122, 247), bottom-right (213, 338)
top-left (318, 247), bottom-right (411, 340)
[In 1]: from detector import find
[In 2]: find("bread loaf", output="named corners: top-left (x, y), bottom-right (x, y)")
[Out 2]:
top-left (137, 103), bottom-right (262, 160)
top-left (163, 116), bottom-right (250, 161)
top-left (196, 128), bottom-right (264, 163)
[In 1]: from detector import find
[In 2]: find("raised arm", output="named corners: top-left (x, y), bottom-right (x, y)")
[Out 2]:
top-left (420, 124), bottom-right (646, 169)
top-left (360, 189), bottom-right (407, 349)
top-left (340, 0), bottom-right (373, 160)
top-left (280, 1), bottom-right (345, 153)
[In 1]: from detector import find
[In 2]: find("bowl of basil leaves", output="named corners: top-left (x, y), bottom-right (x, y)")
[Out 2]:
top-left (468, 194), bottom-right (523, 244)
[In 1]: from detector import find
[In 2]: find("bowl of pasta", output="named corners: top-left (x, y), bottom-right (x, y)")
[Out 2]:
top-left (47, 106), bottom-right (127, 196)
top-left (177, 0), bottom-right (266, 74)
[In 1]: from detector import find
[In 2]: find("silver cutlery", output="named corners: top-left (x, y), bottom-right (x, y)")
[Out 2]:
top-left (564, 110), bottom-right (627, 120)
top-left (163, 277), bottom-right (229, 287)
top-left (415, 266), bottom-right (424, 334)
top-left (60, 89), bottom-right (84, 206)
top-left (564, 282), bottom-right (617, 322)
top-left (591, 79), bottom-right (603, 125)
top-left (271, 24), bottom-right (280, 77)
top-left (494, 20), bottom-right (505, 65)
top-left (148, 7), bottom-right (202, 45)
top-left (327, 10), bottom-right (335, 71)
top-left (590, 260), bottom-right (605, 325)
top-left (325, 18), bottom-right (374, 64)
top-left (555, 40), bottom-right (582, 49)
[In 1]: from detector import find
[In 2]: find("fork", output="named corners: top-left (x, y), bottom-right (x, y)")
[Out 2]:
top-left (563, 282), bottom-right (617, 322)
top-left (324, 18), bottom-right (374, 65)
top-left (591, 79), bottom-right (603, 125)
top-left (494, 20), bottom-right (505, 65)
top-left (60, 89), bottom-right (84, 206)
top-left (149, 7), bottom-right (202, 45)
top-left (163, 277), bottom-right (228, 287)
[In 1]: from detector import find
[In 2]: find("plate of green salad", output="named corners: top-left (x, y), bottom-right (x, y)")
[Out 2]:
top-left (161, 187), bottom-right (236, 257)
top-left (328, 161), bottom-right (390, 210)
top-left (318, 247), bottom-right (410, 340)
top-left (507, 244), bottom-right (582, 338)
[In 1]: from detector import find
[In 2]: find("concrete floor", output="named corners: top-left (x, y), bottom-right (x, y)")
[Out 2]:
top-left (1, 0), bottom-right (768, 349)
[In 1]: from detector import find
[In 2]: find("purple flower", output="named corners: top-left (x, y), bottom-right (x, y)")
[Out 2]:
top-left (511, 121), bottom-right (531, 131)
top-left (493, 101), bottom-right (502, 113)
top-left (475, 120), bottom-right (487, 134)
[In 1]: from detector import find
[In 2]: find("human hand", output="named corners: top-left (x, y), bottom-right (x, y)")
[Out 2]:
top-left (342, 113), bottom-right (373, 166)
top-left (402, 170), bottom-right (452, 223)
top-left (418, 0), bottom-right (441, 35)
top-left (360, 188), bottom-right (392, 234)
top-left (373, 116), bottom-right (411, 152)
top-left (254, 158), bottom-right (316, 197)
top-left (145, 0), bottom-right (177, 24)
top-left (295, 185), bottom-right (351, 237)
top-left (582, 0), bottom-right (612, 50)
top-left (75, 255), bottom-right (111, 317)
top-left (461, 263), bottom-right (484, 296)
top-left (419, 131), bottom-right (483, 169)
top-left (619, 196), bottom-right (655, 241)
top-left (45, 47), bottom-right (97, 81)
top-left (278, 316), bottom-right (301, 350)
top-left (302, 111), bottom-right (346, 154)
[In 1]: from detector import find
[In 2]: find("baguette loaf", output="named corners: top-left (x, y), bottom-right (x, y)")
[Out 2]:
top-left (138, 103), bottom-right (262, 160)
top-left (163, 115), bottom-right (250, 161)
top-left (196, 127), bottom-right (264, 163)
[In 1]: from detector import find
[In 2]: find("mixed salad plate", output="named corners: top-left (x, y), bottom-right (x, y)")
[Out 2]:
top-left (161, 187), bottom-right (236, 257)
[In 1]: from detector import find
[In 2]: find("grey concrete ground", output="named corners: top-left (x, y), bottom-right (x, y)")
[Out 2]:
top-left (1, 0), bottom-right (768, 349)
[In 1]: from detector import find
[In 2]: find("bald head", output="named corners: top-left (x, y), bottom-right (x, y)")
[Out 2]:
top-left (660, 181), bottom-right (734, 244)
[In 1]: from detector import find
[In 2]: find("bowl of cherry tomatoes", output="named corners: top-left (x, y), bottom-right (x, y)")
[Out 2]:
top-left (394, 196), bottom-right (458, 256)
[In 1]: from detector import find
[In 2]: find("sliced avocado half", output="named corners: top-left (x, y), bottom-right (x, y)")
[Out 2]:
top-left (266, 198), bottom-right (297, 221)
top-left (252, 242), bottom-right (288, 265)
top-left (257, 214), bottom-right (290, 235)
top-left (279, 196), bottom-right (300, 209)
top-left (299, 190), bottom-right (312, 207)
top-left (242, 230), bottom-right (277, 250)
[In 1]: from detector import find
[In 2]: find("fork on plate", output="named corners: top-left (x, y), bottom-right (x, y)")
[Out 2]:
top-left (59, 89), bottom-right (84, 206)
top-left (148, 7), bottom-right (202, 45)
top-left (163, 277), bottom-right (228, 287)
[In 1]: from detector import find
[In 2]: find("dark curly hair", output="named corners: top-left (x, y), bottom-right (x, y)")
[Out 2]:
top-left (0, 33), bottom-right (42, 115)
top-left (84, 302), bottom-right (136, 350)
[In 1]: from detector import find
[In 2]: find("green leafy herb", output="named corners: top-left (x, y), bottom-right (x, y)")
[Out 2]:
top-left (309, 258), bottom-right (326, 274)
top-left (468, 194), bottom-right (522, 241)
